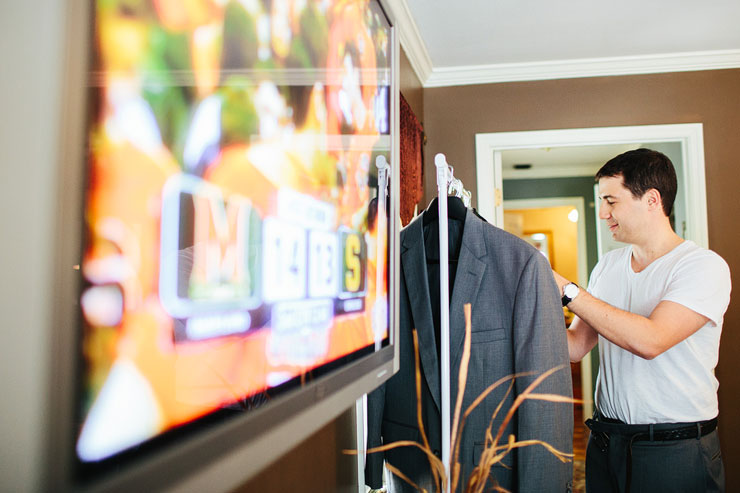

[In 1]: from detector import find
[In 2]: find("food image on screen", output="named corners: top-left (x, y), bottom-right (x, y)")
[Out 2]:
top-left (76, 0), bottom-right (391, 466)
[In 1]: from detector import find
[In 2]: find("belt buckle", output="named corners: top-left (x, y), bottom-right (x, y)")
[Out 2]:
top-left (585, 417), bottom-right (610, 452)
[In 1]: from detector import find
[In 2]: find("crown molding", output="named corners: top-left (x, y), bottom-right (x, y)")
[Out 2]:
top-left (385, 0), bottom-right (433, 84)
top-left (423, 49), bottom-right (740, 87)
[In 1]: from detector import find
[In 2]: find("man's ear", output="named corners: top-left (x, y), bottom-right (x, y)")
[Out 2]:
top-left (645, 188), bottom-right (662, 211)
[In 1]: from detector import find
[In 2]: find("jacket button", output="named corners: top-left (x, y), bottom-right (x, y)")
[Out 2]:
top-left (433, 449), bottom-right (441, 458)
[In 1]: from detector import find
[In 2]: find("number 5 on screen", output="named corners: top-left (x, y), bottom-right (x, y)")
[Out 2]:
top-left (340, 229), bottom-right (366, 296)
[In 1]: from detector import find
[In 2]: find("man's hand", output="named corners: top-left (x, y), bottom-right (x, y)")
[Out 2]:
top-left (550, 269), bottom-right (595, 361)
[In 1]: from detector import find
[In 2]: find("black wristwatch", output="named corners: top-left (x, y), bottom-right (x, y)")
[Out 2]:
top-left (561, 282), bottom-right (580, 307)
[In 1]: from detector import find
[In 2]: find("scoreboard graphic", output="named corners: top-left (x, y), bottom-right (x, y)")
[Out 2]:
top-left (159, 175), bottom-right (368, 358)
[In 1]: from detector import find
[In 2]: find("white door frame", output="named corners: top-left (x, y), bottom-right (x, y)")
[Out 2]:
top-left (475, 123), bottom-right (709, 421)
top-left (475, 123), bottom-right (709, 248)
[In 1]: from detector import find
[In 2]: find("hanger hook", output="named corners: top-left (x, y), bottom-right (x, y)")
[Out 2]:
top-left (461, 188), bottom-right (472, 207)
top-left (447, 177), bottom-right (459, 196)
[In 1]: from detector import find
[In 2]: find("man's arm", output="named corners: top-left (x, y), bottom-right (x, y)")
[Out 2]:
top-left (567, 315), bottom-right (599, 362)
top-left (554, 271), bottom-right (709, 360)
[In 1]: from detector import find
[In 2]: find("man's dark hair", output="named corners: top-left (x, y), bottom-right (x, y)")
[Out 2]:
top-left (595, 148), bottom-right (677, 217)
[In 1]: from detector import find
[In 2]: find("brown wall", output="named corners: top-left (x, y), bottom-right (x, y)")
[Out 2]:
top-left (400, 48), bottom-right (424, 123)
top-left (423, 68), bottom-right (740, 487)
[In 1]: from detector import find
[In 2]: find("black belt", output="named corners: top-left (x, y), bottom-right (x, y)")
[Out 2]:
top-left (589, 414), bottom-right (718, 442)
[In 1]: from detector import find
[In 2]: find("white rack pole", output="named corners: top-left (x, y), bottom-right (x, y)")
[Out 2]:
top-left (374, 155), bottom-right (390, 351)
top-left (434, 153), bottom-right (451, 493)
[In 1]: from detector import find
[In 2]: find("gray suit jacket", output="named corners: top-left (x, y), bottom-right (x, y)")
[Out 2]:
top-left (366, 209), bottom-right (573, 492)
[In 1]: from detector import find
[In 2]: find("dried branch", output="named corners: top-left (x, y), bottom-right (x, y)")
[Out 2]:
top-left (464, 372), bottom-right (533, 420)
top-left (469, 367), bottom-right (576, 493)
top-left (344, 440), bottom-right (433, 457)
top-left (497, 438), bottom-right (574, 462)
top-left (344, 439), bottom-right (445, 482)
top-left (455, 373), bottom-right (529, 492)
top-left (485, 380), bottom-right (515, 450)
top-left (491, 365), bottom-right (566, 448)
top-left (526, 393), bottom-right (583, 404)
top-left (468, 380), bottom-right (515, 493)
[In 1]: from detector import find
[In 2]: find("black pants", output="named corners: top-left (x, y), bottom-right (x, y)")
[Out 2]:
top-left (585, 416), bottom-right (724, 493)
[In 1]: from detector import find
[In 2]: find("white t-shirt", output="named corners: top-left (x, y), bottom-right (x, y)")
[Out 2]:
top-left (590, 240), bottom-right (731, 424)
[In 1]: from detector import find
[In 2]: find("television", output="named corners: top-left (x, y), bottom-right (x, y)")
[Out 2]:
top-left (47, 0), bottom-right (400, 490)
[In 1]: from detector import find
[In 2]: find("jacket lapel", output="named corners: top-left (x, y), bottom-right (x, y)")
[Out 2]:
top-left (449, 212), bottom-right (487, 372)
top-left (401, 217), bottom-right (441, 411)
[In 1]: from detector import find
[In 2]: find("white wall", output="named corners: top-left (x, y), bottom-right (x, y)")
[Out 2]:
top-left (0, 1), bottom-right (67, 490)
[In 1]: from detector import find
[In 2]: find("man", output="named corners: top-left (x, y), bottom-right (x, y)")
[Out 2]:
top-left (554, 148), bottom-right (731, 492)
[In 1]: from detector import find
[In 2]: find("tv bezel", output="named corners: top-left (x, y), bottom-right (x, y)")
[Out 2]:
top-left (46, 0), bottom-right (401, 490)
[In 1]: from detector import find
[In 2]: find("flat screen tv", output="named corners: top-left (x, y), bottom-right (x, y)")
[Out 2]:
top-left (48, 0), bottom-right (400, 490)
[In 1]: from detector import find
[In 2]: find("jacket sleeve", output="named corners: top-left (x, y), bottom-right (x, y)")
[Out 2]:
top-left (365, 382), bottom-right (386, 489)
top-left (513, 251), bottom-right (573, 492)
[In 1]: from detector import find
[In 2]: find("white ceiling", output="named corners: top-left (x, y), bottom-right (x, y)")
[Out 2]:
top-left (389, 0), bottom-right (740, 87)
top-left (501, 143), bottom-right (640, 179)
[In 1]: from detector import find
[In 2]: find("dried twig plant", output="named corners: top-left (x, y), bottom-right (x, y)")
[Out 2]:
top-left (347, 303), bottom-right (577, 493)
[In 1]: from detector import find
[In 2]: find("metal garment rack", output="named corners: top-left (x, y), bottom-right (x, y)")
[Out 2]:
top-left (433, 153), bottom-right (470, 492)
top-left (375, 155), bottom-right (390, 351)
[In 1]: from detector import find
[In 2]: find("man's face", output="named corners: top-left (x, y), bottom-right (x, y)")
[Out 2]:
top-left (597, 175), bottom-right (650, 244)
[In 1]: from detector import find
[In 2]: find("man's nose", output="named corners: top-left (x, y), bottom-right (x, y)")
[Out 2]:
top-left (599, 205), bottom-right (610, 220)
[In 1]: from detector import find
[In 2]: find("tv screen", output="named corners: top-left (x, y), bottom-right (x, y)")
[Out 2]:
top-left (67, 0), bottom-right (398, 487)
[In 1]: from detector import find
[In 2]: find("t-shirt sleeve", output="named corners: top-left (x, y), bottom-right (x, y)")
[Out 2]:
top-left (663, 251), bottom-right (732, 326)
top-left (587, 260), bottom-right (603, 294)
